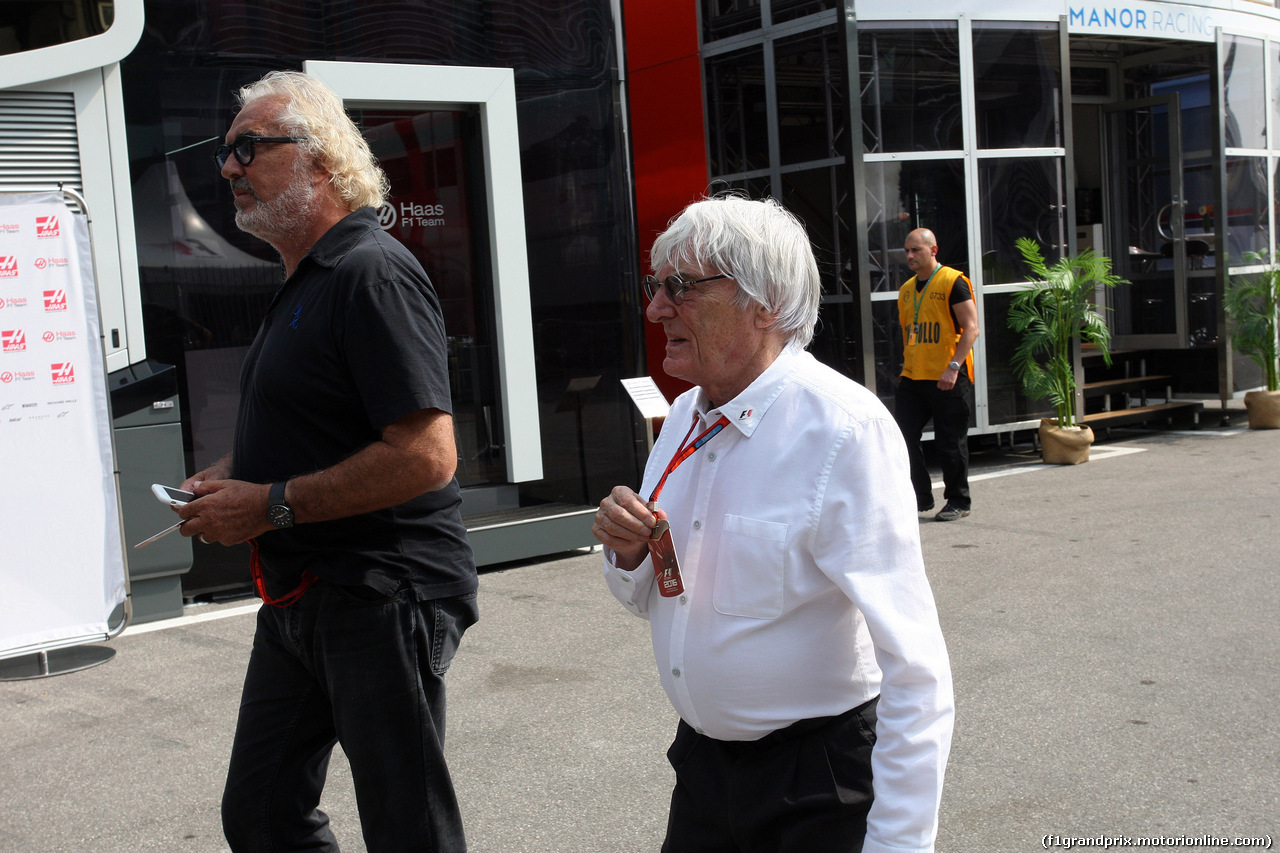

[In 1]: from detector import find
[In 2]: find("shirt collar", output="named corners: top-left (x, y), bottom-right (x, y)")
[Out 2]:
top-left (305, 207), bottom-right (379, 269)
top-left (697, 342), bottom-right (804, 437)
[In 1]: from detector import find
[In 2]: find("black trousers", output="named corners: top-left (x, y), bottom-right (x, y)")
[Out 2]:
top-left (895, 376), bottom-right (972, 511)
top-left (661, 698), bottom-right (878, 853)
top-left (221, 582), bottom-right (478, 853)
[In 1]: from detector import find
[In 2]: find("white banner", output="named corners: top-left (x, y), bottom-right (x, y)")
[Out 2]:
top-left (0, 192), bottom-right (126, 658)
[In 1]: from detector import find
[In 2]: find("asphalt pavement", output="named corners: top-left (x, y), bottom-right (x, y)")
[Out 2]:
top-left (1, 413), bottom-right (1277, 852)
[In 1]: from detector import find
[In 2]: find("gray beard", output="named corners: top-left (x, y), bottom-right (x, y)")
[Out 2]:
top-left (234, 169), bottom-right (319, 243)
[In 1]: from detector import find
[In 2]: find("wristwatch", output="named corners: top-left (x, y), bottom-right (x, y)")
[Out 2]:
top-left (947, 360), bottom-right (962, 371)
top-left (267, 480), bottom-right (295, 529)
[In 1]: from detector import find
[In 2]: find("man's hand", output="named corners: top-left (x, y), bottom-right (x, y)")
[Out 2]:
top-left (937, 366), bottom-right (958, 391)
top-left (594, 486), bottom-right (658, 571)
top-left (180, 455), bottom-right (233, 494)
top-left (176, 479), bottom-right (274, 546)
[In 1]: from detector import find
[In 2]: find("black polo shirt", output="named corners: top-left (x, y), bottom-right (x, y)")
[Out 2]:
top-left (232, 207), bottom-right (476, 599)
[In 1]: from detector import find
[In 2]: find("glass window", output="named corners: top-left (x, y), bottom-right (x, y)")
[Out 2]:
top-left (1152, 74), bottom-right (1212, 155)
top-left (983, 293), bottom-right (1052, 425)
top-left (858, 24), bottom-right (961, 153)
top-left (1224, 155), bottom-right (1269, 262)
top-left (702, 0), bottom-right (761, 42)
top-left (871, 299), bottom-right (903, 407)
top-left (810, 299), bottom-right (861, 382)
top-left (1224, 35), bottom-right (1266, 150)
top-left (780, 165), bottom-right (851, 297)
top-left (864, 160), bottom-right (968, 293)
top-left (972, 23), bottom-right (1062, 150)
top-left (1272, 42), bottom-right (1280, 150)
top-left (1071, 65), bottom-right (1111, 99)
top-left (1187, 275), bottom-right (1218, 348)
top-left (706, 46), bottom-right (770, 176)
top-left (715, 175), bottom-right (772, 198)
top-left (775, 27), bottom-right (846, 165)
top-left (0, 0), bottom-right (114, 55)
top-left (979, 157), bottom-right (1066, 285)
top-left (772, 0), bottom-right (835, 25)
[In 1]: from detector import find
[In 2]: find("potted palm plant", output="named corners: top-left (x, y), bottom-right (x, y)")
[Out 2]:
top-left (1225, 253), bottom-right (1280, 429)
top-left (1008, 237), bottom-right (1126, 464)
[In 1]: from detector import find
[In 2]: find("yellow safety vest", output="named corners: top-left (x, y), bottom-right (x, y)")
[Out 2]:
top-left (898, 265), bottom-right (974, 382)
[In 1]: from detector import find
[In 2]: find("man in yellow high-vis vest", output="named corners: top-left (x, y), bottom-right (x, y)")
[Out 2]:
top-left (896, 228), bottom-right (980, 521)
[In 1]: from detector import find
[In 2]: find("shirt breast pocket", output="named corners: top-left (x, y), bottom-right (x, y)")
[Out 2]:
top-left (712, 515), bottom-right (788, 619)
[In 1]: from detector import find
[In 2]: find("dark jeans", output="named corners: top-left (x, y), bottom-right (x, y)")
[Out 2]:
top-left (661, 698), bottom-right (878, 853)
top-left (221, 581), bottom-right (478, 853)
top-left (895, 376), bottom-right (972, 511)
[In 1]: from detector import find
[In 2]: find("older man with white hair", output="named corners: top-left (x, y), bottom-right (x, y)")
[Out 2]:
top-left (594, 195), bottom-right (954, 853)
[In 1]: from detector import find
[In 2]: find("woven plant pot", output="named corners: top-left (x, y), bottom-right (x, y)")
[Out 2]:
top-left (1039, 419), bottom-right (1094, 464)
top-left (1244, 389), bottom-right (1280, 429)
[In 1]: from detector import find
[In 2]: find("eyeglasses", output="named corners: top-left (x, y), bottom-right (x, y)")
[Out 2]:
top-left (641, 273), bottom-right (730, 305)
top-left (214, 134), bottom-right (307, 169)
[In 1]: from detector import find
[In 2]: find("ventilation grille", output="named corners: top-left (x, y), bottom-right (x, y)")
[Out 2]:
top-left (0, 90), bottom-right (84, 213)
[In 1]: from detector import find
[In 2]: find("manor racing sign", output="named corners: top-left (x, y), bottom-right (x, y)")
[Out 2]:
top-left (1068, 2), bottom-right (1215, 41)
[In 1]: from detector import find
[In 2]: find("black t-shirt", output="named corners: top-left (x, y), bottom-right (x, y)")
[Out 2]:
top-left (232, 207), bottom-right (476, 598)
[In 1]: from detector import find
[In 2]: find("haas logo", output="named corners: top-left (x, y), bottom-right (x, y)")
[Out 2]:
top-left (36, 215), bottom-right (60, 238)
top-left (0, 256), bottom-right (17, 278)
top-left (2, 329), bottom-right (26, 352)
top-left (43, 290), bottom-right (68, 311)
top-left (51, 362), bottom-right (75, 384)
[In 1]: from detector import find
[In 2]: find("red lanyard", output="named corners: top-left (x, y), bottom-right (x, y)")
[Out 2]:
top-left (648, 412), bottom-right (731, 505)
top-left (248, 538), bottom-right (317, 607)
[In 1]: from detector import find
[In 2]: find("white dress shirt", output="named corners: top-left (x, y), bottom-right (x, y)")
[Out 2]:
top-left (604, 344), bottom-right (954, 853)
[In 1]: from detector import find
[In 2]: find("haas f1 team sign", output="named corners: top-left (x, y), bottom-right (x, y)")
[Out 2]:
top-left (0, 192), bottom-right (126, 658)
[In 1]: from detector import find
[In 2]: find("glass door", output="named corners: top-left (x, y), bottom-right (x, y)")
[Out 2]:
top-left (1104, 94), bottom-right (1188, 349)
top-left (359, 108), bottom-right (504, 488)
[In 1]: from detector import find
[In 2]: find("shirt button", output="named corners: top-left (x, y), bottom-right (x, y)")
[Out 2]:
top-left (620, 574), bottom-right (631, 583)
top-left (708, 452), bottom-right (716, 461)
top-left (672, 668), bottom-right (681, 678)
top-left (693, 520), bottom-right (702, 530)
top-left (679, 595), bottom-right (687, 604)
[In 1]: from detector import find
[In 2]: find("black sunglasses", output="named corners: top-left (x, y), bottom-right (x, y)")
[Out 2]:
top-left (214, 134), bottom-right (307, 169)
top-left (641, 273), bottom-right (730, 305)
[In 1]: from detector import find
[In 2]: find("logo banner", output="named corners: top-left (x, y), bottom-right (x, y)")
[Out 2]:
top-left (0, 192), bottom-right (126, 658)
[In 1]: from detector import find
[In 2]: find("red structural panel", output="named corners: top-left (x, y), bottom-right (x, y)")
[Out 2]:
top-left (625, 0), bottom-right (707, 405)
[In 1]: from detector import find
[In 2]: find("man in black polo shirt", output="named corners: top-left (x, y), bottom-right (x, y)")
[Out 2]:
top-left (174, 70), bottom-right (477, 853)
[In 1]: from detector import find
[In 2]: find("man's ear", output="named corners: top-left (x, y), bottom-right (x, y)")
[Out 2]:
top-left (310, 161), bottom-right (332, 188)
top-left (753, 301), bottom-right (780, 331)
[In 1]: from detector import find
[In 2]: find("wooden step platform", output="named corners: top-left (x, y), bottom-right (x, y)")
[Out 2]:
top-left (1081, 401), bottom-right (1202, 429)
top-left (1082, 375), bottom-right (1172, 397)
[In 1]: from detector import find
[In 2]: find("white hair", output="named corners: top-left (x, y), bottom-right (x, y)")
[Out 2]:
top-left (238, 70), bottom-right (389, 211)
top-left (649, 195), bottom-right (821, 348)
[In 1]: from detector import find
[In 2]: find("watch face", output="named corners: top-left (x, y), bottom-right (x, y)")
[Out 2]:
top-left (268, 504), bottom-right (294, 529)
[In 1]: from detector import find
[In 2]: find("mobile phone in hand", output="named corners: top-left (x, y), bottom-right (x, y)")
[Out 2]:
top-left (151, 483), bottom-right (195, 507)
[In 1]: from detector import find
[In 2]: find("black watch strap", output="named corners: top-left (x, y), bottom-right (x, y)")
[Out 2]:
top-left (267, 480), bottom-right (294, 529)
